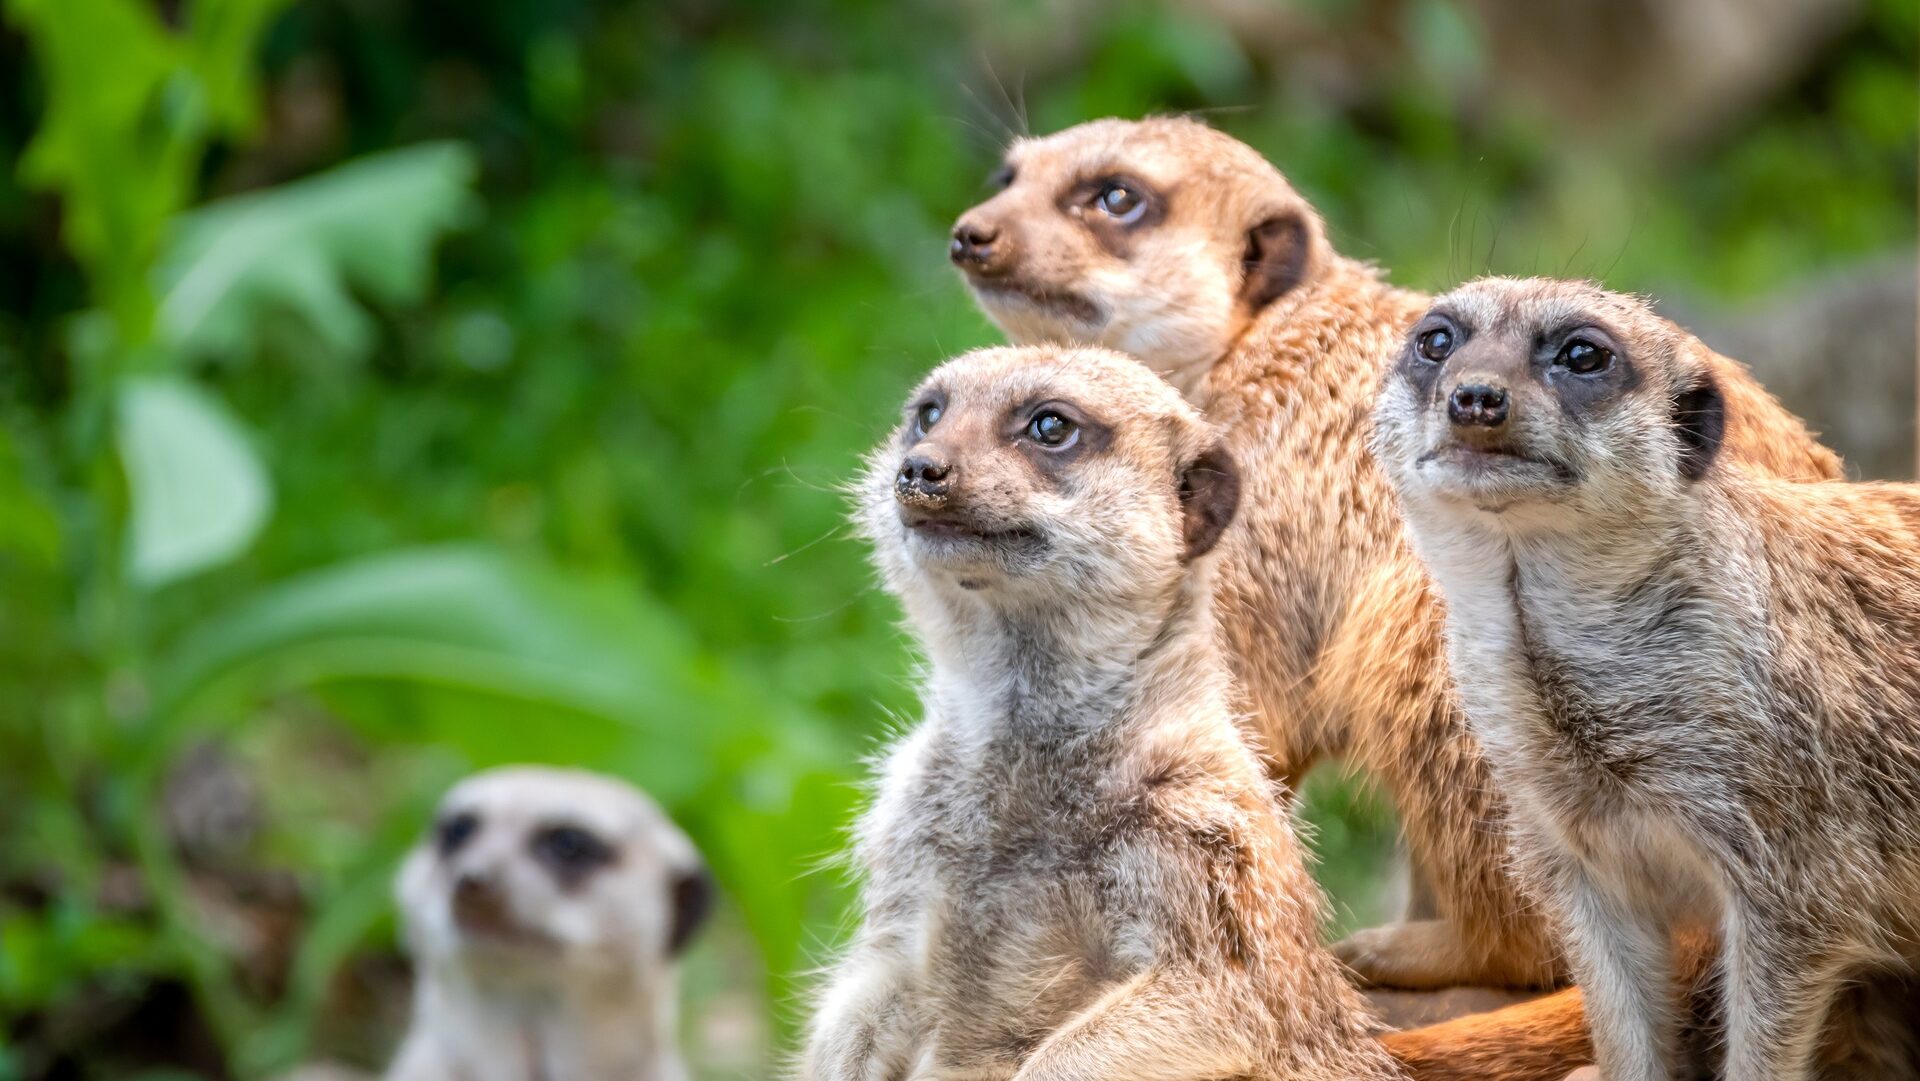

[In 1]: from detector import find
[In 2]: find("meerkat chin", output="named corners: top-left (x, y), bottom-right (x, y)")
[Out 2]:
top-left (1373, 276), bottom-right (1920, 1081)
top-left (385, 766), bottom-right (714, 1081)
top-left (947, 115), bottom-right (1844, 994)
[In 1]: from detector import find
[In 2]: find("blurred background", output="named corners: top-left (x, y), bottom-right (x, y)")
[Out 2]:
top-left (0, 0), bottom-right (1912, 1077)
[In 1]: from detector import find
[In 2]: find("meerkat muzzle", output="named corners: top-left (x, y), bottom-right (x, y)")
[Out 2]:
top-left (1447, 382), bottom-right (1511, 429)
top-left (949, 220), bottom-right (1005, 275)
top-left (895, 453), bottom-right (953, 508)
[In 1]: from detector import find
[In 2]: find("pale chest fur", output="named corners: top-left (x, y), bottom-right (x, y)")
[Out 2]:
top-left (1413, 518), bottom-right (1751, 914)
top-left (856, 720), bottom-right (1216, 1074)
top-left (390, 980), bottom-right (682, 1081)
top-left (1417, 503), bottom-right (1920, 914)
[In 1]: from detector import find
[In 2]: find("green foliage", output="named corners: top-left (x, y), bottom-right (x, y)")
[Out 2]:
top-left (157, 142), bottom-right (479, 362)
top-left (6, 0), bottom-right (286, 339)
top-left (118, 375), bottom-right (273, 586)
top-left (0, 0), bottom-right (1912, 1078)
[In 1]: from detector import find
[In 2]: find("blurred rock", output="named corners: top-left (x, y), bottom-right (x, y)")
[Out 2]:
top-left (1662, 254), bottom-right (1917, 480)
top-left (1461, 0), bottom-right (1863, 148)
top-left (1191, 0), bottom-right (1866, 149)
top-left (165, 739), bottom-right (263, 866)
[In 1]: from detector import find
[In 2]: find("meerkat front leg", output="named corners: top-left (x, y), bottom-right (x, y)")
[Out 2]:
top-left (803, 946), bottom-right (924, 1081)
top-left (1007, 968), bottom-right (1257, 1081)
top-left (1719, 906), bottom-right (1844, 1081)
top-left (1334, 918), bottom-right (1514, 990)
top-left (1550, 859), bottom-right (1678, 1081)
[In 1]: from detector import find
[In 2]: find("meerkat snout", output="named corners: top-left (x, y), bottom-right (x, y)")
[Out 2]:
top-left (1446, 382), bottom-right (1510, 429)
top-left (894, 449), bottom-right (953, 508)
top-left (947, 219), bottom-right (1004, 275)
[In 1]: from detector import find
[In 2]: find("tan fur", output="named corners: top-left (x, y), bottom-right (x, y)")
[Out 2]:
top-left (388, 767), bottom-right (712, 1081)
top-left (1372, 277), bottom-right (1920, 1081)
top-left (809, 345), bottom-right (1591, 1081)
top-left (951, 117), bottom-right (1843, 990)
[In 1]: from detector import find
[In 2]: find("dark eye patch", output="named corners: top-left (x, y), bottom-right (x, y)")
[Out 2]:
top-left (1399, 312), bottom-right (1464, 400)
top-left (1534, 324), bottom-right (1639, 415)
top-left (988, 163), bottom-right (1015, 189)
top-left (1058, 174), bottom-right (1165, 256)
top-left (1008, 398), bottom-right (1111, 480)
top-left (904, 389), bottom-right (947, 445)
top-left (530, 823), bottom-right (619, 890)
top-left (436, 811), bottom-right (480, 857)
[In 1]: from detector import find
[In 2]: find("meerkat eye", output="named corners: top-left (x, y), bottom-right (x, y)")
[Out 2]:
top-left (1556, 338), bottom-right (1614, 375)
top-left (436, 812), bottom-right (480, 857)
top-left (1027, 411), bottom-right (1078, 448)
top-left (914, 401), bottom-right (943, 437)
top-left (531, 824), bottom-right (616, 876)
top-left (1415, 326), bottom-right (1454, 362)
top-left (1094, 182), bottom-right (1146, 224)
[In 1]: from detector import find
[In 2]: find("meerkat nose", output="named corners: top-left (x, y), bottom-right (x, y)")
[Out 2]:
top-left (451, 871), bottom-right (512, 933)
top-left (896, 453), bottom-right (954, 506)
top-left (949, 221), bottom-right (1001, 272)
top-left (1447, 382), bottom-right (1510, 429)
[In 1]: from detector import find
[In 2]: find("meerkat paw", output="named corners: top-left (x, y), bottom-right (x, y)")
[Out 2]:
top-left (1334, 919), bottom-right (1558, 990)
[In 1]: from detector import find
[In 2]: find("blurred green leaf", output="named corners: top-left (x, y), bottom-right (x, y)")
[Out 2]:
top-left (4, 0), bottom-right (289, 336)
top-left (0, 430), bottom-right (61, 572)
top-left (157, 143), bottom-right (480, 363)
top-left (118, 375), bottom-right (272, 588)
top-left (153, 545), bottom-right (714, 731)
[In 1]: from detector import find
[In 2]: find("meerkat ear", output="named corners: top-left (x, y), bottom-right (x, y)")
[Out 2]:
top-left (1179, 444), bottom-right (1241, 562)
top-left (1673, 375), bottom-right (1727, 481)
top-left (1241, 210), bottom-right (1314, 312)
top-left (667, 861), bottom-right (716, 956)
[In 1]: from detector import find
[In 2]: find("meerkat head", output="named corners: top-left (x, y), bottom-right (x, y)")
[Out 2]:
top-left (1372, 276), bottom-right (1727, 532)
top-left (949, 117), bottom-right (1327, 387)
top-left (858, 345), bottom-right (1239, 624)
top-left (396, 766), bottom-right (714, 992)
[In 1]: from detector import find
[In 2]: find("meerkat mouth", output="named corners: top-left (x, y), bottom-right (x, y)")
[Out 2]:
top-left (453, 921), bottom-right (562, 956)
top-left (902, 513), bottom-right (1040, 545)
top-left (967, 277), bottom-right (1105, 326)
top-left (899, 513), bottom-right (1047, 570)
top-left (1416, 444), bottom-right (1579, 497)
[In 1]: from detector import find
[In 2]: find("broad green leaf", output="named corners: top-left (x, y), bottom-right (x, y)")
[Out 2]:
top-left (153, 545), bottom-right (721, 732)
top-left (117, 375), bottom-right (272, 588)
top-left (157, 142), bottom-right (480, 362)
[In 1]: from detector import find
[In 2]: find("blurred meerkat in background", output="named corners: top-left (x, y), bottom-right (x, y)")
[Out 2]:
top-left (947, 116), bottom-right (1843, 991)
top-left (386, 766), bottom-right (715, 1081)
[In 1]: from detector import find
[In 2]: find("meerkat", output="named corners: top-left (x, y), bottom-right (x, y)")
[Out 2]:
top-left (947, 116), bottom-right (1845, 990)
top-left (809, 343), bottom-right (1602, 1081)
top-left (387, 766), bottom-right (715, 1081)
top-left (1371, 276), bottom-right (1920, 1081)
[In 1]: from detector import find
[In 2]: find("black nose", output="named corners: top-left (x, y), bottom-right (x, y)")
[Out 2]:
top-left (1448, 383), bottom-right (1510, 428)
top-left (896, 453), bottom-right (953, 503)
top-left (949, 221), bottom-right (999, 269)
top-left (451, 871), bottom-right (506, 923)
